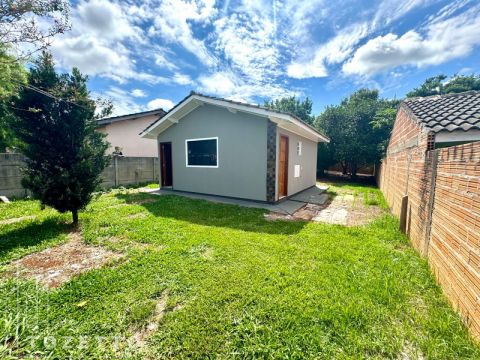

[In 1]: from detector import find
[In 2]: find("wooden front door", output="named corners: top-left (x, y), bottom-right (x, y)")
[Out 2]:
top-left (160, 142), bottom-right (173, 187)
top-left (278, 135), bottom-right (288, 198)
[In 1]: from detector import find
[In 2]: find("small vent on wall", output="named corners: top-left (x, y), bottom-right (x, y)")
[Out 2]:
top-left (427, 133), bottom-right (435, 151)
top-left (297, 141), bottom-right (302, 155)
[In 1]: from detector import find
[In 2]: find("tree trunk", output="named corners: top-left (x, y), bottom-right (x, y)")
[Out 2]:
top-left (72, 209), bottom-right (78, 225)
top-left (350, 164), bottom-right (358, 179)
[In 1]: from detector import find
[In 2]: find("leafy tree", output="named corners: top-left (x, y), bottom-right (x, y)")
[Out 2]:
top-left (370, 107), bottom-right (398, 157)
top-left (264, 96), bottom-right (315, 125)
top-left (444, 74), bottom-right (480, 93)
top-left (407, 74), bottom-right (480, 97)
top-left (10, 52), bottom-right (109, 224)
top-left (0, 0), bottom-right (70, 59)
top-left (0, 44), bottom-right (26, 151)
top-left (316, 89), bottom-right (398, 177)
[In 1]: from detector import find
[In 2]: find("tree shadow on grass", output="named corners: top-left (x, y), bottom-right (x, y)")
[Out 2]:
top-left (114, 193), bottom-right (307, 235)
top-left (0, 218), bottom-right (71, 264)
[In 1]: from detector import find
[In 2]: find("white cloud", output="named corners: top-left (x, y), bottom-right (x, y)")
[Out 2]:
top-left (154, 53), bottom-right (179, 71)
top-left (198, 72), bottom-right (236, 95)
top-left (147, 98), bottom-right (175, 110)
top-left (173, 73), bottom-right (194, 86)
top-left (213, 12), bottom-right (280, 82)
top-left (284, 0), bottom-right (436, 79)
top-left (52, 35), bottom-right (131, 76)
top-left (51, 0), bottom-right (163, 84)
top-left (197, 71), bottom-right (299, 102)
top-left (150, 0), bottom-right (218, 66)
top-left (76, 0), bottom-right (141, 40)
top-left (103, 86), bottom-right (143, 116)
top-left (287, 23), bottom-right (370, 79)
top-left (343, 6), bottom-right (480, 76)
top-left (372, 0), bottom-right (431, 28)
top-left (131, 89), bottom-right (147, 97)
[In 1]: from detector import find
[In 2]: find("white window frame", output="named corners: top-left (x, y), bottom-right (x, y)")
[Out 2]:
top-left (185, 137), bottom-right (219, 168)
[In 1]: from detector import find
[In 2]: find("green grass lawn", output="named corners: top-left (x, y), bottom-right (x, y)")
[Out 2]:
top-left (0, 184), bottom-right (479, 359)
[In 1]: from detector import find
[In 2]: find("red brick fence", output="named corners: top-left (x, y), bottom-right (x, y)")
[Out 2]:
top-left (378, 139), bottom-right (480, 339)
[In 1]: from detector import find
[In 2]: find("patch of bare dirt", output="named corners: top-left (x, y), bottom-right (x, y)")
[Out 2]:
top-left (398, 341), bottom-right (425, 360)
top-left (266, 203), bottom-right (331, 222)
top-left (0, 216), bottom-right (36, 225)
top-left (105, 203), bottom-right (129, 209)
top-left (105, 236), bottom-right (164, 252)
top-left (128, 212), bottom-right (147, 219)
top-left (131, 198), bottom-right (157, 205)
top-left (7, 231), bottom-right (123, 288)
top-left (265, 193), bottom-right (385, 226)
top-left (189, 244), bottom-right (215, 260)
top-left (131, 290), bottom-right (183, 348)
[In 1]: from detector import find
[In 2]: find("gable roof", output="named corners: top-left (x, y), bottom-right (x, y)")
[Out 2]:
top-left (97, 108), bottom-right (167, 126)
top-left (140, 92), bottom-right (329, 143)
top-left (402, 91), bottom-right (480, 133)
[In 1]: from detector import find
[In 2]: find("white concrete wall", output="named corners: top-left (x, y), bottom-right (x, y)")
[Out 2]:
top-left (97, 115), bottom-right (158, 157)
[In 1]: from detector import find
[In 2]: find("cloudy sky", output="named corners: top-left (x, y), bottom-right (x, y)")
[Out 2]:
top-left (50, 0), bottom-right (480, 116)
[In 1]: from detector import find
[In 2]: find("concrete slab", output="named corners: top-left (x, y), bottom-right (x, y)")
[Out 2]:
top-left (276, 200), bottom-right (306, 214)
top-left (313, 208), bottom-right (348, 225)
top-left (290, 186), bottom-right (329, 205)
top-left (148, 189), bottom-right (302, 214)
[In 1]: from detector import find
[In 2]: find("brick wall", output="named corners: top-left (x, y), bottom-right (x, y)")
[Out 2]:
top-left (378, 107), bottom-right (480, 339)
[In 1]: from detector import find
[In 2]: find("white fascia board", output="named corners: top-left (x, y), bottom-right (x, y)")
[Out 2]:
top-left (141, 94), bottom-right (329, 143)
top-left (195, 96), bottom-right (329, 143)
top-left (268, 116), bottom-right (327, 143)
top-left (435, 129), bottom-right (480, 143)
top-left (140, 97), bottom-right (200, 138)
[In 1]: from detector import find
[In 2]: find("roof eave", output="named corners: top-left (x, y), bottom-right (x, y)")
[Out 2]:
top-left (140, 94), bottom-right (329, 142)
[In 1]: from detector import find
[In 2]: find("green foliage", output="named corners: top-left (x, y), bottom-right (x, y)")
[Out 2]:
top-left (316, 142), bottom-right (336, 176)
top-left (407, 74), bottom-right (480, 97)
top-left (264, 96), bottom-right (315, 124)
top-left (0, 46), bottom-right (27, 152)
top-left (316, 89), bottom-right (399, 177)
top-left (10, 52), bottom-right (109, 223)
top-left (0, 185), bottom-right (479, 358)
top-left (371, 107), bottom-right (398, 156)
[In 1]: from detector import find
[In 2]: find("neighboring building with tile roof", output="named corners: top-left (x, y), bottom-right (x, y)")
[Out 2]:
top-left (97, 108), bottom-right (166, 157)
top-left (398, 91), bottom-right (480, 148)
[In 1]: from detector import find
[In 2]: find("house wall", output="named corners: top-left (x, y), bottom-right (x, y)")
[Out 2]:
top-left (276, 128), bottom-right (318, 198)
top-left (157, 104), bottom-right (268, 201)
top-left (378, 107), bottom-right (480, 339)
top-left (97, 115), bottom-right (158, 157)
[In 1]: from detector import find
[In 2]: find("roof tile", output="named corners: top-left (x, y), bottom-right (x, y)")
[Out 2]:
top-left (403, 91), bottom-right (480, 133)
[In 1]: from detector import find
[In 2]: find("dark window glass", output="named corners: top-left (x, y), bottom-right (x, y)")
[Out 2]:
top-left (187, 139), bottom-right (217, 166)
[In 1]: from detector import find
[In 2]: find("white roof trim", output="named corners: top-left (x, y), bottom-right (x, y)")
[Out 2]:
top-left (435, 129), bottom-right (480, 143)
top-left (140, 94), bottom-right (329, 143)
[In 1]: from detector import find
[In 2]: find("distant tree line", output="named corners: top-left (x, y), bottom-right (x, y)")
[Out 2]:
top-left (266, 73), bottom-right (480, 178)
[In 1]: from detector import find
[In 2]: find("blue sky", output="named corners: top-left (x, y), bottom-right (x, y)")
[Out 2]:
top-left (50, 0), bottom-right (480, 116)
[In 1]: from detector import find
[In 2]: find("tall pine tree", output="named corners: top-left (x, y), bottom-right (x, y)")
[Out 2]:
top-left (11, 52), bottom-right (109, 224)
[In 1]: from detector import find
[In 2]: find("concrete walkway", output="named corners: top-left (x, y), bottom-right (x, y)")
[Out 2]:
top-left (143, 187), bottom-right (327, 215)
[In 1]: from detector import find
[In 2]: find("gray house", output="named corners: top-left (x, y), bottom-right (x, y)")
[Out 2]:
top-left (140, 93), bottom-right (329, 203)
